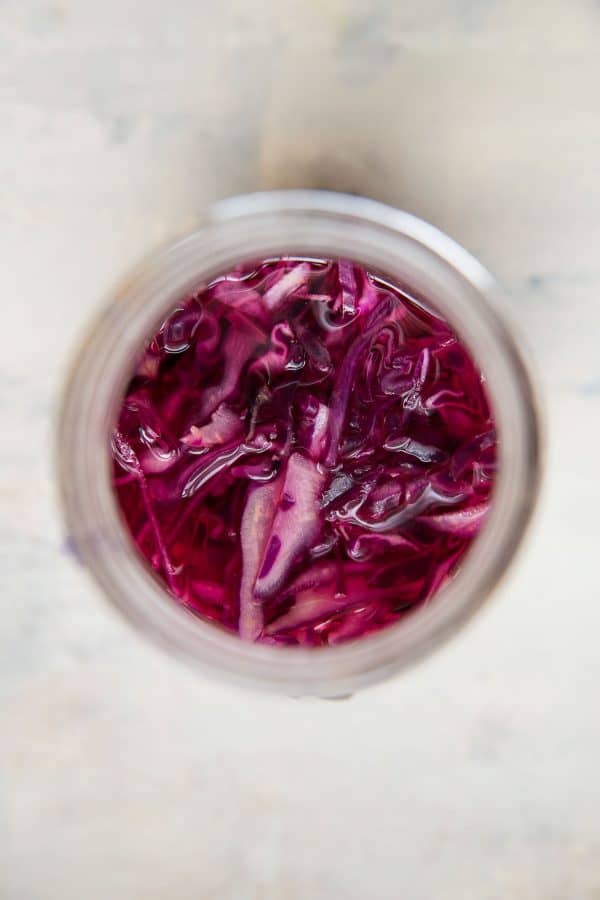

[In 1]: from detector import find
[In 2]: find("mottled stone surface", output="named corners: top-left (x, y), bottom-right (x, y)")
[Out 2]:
top-left (2, 1), bottom-right (600, 897)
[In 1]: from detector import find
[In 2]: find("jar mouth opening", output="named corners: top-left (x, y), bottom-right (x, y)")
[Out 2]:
top-left (56, 190), bottom-right (542, 696)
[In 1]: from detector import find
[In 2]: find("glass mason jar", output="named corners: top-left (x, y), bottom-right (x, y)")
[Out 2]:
top-left (57, 190), bottom-right (541, 697)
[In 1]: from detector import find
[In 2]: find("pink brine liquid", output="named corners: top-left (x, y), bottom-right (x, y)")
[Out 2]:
top-left (112, 257), bottom-right (497, 645)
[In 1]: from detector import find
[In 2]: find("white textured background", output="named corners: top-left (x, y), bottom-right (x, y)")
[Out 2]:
top-left (2, 2), bottom-right (600, 898)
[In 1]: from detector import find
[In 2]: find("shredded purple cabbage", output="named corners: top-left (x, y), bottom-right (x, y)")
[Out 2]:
top-left (112, 257), bottom-right (497, 645)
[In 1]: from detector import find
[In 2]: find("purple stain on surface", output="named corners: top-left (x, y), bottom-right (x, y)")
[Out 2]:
top-left (258, 535), bottom-right (282, 579)
top-left (280, 491), bottom-right (296, 510)
top-left (62, 535), bottom-right (82, 564)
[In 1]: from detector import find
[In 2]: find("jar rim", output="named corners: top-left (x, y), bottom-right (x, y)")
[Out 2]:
top-left (56, 190), bottom-right (542, 697)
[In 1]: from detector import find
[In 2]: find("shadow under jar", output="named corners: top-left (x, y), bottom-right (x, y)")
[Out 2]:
top-left (57, 191), bottom-right (541, 697)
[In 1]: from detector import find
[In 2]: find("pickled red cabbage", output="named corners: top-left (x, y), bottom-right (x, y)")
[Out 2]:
top-left (112, 257), bottom-right (496, 645)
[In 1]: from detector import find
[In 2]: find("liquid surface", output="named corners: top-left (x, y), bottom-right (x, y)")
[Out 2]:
top-left (112, 257), bottom-right (496, 645)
